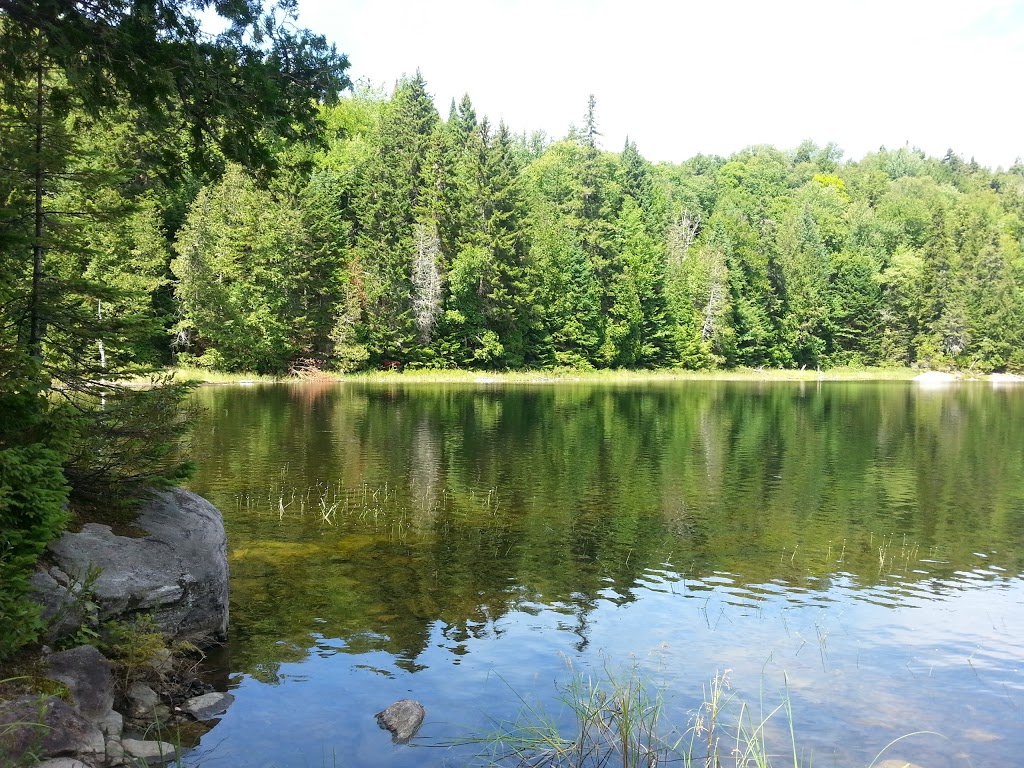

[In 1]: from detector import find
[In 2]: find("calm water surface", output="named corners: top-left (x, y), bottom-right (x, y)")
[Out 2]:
top-left (182, 380), bottom-right (1024, 768)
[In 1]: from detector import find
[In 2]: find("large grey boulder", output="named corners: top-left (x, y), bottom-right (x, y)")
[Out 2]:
top-left (47, 488), bottom-right (229, 643)
top-left (0, 695), bottom-right (105, 763)
top-left (45, 645), bottom-right (114, 723)
top-left (30, 568), bottom-right (94, 642)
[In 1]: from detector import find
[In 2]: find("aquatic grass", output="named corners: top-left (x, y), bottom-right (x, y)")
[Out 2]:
top-left (457, 667), bottom-right (779, 768)
top-left (233, 479), bottom-right (503, 541)
top-left (873, 533), bottom-right (920, 576)
top-left (456, 666), bottom-right (946, 768)
top-left (781, 532), bottom-right (926, 583)
top-left (461, 663), bottom-right (686, 768)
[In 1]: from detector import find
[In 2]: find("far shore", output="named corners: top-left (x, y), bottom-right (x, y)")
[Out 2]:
top-left (141, 365), bottom-right (990, 386)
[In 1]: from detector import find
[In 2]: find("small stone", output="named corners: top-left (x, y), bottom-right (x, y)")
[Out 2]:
top-left (183, 691), bottom-right (235, 721)
top-left (35, 759), bottom-right (95, 768)
top-left (873, 761), bottom-right (926, 768)
top-left (101, 710), bottom-right (123, 739)
top-left (106, 738), bottom-right (126, 765)
top-left (146, 648), bottom-right (175, 676)
top-left (374, 699), bottom-right (425, 743)
top-left (49, 566), bottom-right (71, 587)
top-left (127, 682), bottom-right (161, 720)
top-left (121, 738), bottom-right (178, 765)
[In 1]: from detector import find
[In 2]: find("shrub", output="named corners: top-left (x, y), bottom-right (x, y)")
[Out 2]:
top-left (0, 391), bottom-right (71, 660)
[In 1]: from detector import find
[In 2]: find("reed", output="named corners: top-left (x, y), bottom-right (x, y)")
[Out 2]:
top-left (457, 667), bottom-right (936, 768)
top-left (461, 663), bottom-right (684, 768)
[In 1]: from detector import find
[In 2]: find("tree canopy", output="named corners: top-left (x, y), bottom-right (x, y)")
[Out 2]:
top-left (0, 0), bottom-right (350, 658)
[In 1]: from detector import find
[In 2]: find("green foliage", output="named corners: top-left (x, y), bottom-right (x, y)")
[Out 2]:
top-left (0, 0), bottom-right (351, 657)
top-left (151, 74), bottom-right (1024, 377)
top-left (173, 165), bottom-right (313, 373)
top-left (63, 378), bottom-right (197, 514)
top-left (0, 0), bottom-right (350, 174)
top-left (0, 390), bottom-right (71, 660)
top-left (104, 614), bottom-right (169, 674)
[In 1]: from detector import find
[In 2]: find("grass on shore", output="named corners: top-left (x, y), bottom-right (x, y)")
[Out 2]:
top-left (158, 365), bottom-right (924, 387)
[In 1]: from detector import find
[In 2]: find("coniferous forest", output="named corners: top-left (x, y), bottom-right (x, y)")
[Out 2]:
top-left (167, 80), bottom-right (1024, 374)
top-left (2, 0), bottom-right (1024, 659)
top-left (6, 63), bottom-right (1024, 379)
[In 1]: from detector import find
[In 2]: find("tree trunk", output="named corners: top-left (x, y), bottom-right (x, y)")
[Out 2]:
top-left (28, 49), bottom-right (45, 361)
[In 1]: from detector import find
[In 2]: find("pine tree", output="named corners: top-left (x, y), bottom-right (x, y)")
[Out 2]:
top-left (354, 72), bottom-right (441, 364)
top-left (0, 0), bottom-right (350, 657)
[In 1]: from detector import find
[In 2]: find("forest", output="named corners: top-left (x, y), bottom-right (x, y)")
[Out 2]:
top-left (8, 68), bottom-right (1024, 379)
top-left (2, 0), bottom-right (1024, 658)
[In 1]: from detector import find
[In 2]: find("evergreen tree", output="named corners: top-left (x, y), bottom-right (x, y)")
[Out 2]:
top-left (354, 72), bottom-right (441, 365)
top-left (0, 0), bottom-right (350, 657)
top-left (172, 165), bottom-right (312, 373)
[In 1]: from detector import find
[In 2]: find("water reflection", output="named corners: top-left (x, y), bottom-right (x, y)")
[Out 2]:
top-left (184, 381), bottom-right (1024, 767)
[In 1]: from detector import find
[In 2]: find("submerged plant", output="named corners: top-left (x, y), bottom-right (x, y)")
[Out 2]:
top-left (462, 662), bottom-right (684, 767)
top-left (457, 667), bottom-right (829, 768)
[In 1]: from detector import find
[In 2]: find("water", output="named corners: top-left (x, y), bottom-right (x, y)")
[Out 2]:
top-left (182, 380), bottom-right (1024, 767)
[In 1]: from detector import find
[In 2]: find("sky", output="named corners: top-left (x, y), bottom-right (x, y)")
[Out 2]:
top-left (291, 0), bottom-right (1024, 169)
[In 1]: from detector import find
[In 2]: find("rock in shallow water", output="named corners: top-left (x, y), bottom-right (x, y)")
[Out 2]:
top-left (182, 691), bottom-right (235, 721)
top-left (374, 699), bottom-right (425, 743)
top-left (121, 737), bottom-right (178, 765)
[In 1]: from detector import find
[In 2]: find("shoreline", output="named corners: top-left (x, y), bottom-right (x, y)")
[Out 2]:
top-left (160, 365), bottom-right (940, 386)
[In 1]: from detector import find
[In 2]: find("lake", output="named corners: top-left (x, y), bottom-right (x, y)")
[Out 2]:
top-left (181, 379), bottom-right (1024, 768)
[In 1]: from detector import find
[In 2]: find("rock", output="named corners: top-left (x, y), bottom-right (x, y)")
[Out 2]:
top-left (127, 682), bottom-right (161, 720)
top-left (991, 372), bottom-right (1024, 386)
top-left (121, 737), bottom-right (178, 765)
top-left (45, 645), bottom-right (114, 723)
top-left (873, 761), bottom-right (926, 768)
top-left (182, 691), bottom-right (235, 721)
top-left (100, 710), bottom-right (123, 739)
top-left (146, 647), bottom-right (175, 677)
top-left (30, 570), bottom-right (92, 642)
top-left (374, 699), bottom-right (425, 743)
top-left (0, 695), bottom-right (104, 763)
top-left (106, 738), bottom-right (126, 766)
top-left (35, 759), bottom-right (95, 768)
top-left (46, 487), bottom-right (229, 644)
top-left (913, 370), bottom-right (958, 385)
